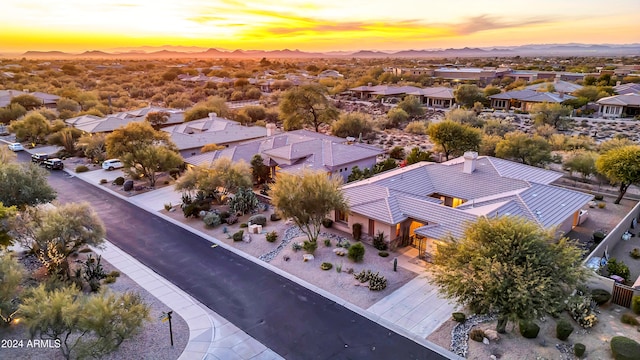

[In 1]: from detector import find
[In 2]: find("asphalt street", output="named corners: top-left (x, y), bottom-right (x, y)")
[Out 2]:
top-left (20, 151), bottom-right (450, 360)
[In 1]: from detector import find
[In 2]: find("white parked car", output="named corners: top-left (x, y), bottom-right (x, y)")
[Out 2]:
top-left (7, 142), bottom-right (24, 151)
top-left (102, 159), bottom-right (123, 170)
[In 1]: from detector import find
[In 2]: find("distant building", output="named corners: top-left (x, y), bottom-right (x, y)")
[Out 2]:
top-left (65, 106), bottom-right (184, 133)
top-left (489, 89), bottom-right (575, 111)
top-left (0, 89), bottom-right (60, 109)
top-left (596, 94), bottom-right (640, 118)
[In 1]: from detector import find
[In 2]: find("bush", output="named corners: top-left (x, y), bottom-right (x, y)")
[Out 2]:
top-left (291, 242), bottom-right (302, 252)
top-left (225, 215), bottom-right (238, 225)
top-left (556, 319), bottom-right (574, 341)
top-left (591, 289), bottom-right (612, 305)
top-left (348, 242), bottom-right (365, 262)
top-left (621, 313), bottom-right (639, 326)
top-left (104, 275), bottom-right (117, 284)
top-left (266, 231), bottom-right (278, 243)
top-left (610, 336), bottom-right (640, 360)
top-left (452, 312), bottom-right (466, 323)
top-left (164, 203), bottom-right (172, 211)
top-left (378, 251), bottom-right (389, 257)
top-left (113, 176), bottom-right (125, 185)
top-left (633, 295), bottom-right (640, 315)
top-left (598, 202), bottom-right (606, 209)
top-left (169, 168), bottom-right (180, 179)
top-left (469, 328), bottom-right (485, 342)
top-left (630, 248), bottom-right (640, 259)
top-left (320, 262), bottom-right (332, 270)
top-left (99, 178), bottom-right (107, 184)
top-left (324, 239), bottom-right (331, 247)
top-left (203, 213), bottom-right (221, 227)
top-left (566, 293), bottom-right (598, 328)
top-left (322, 218), bottom-right (333, 228)
top-left (574, 343), bottom-right (586, 357)
top-left (302, 240), bottom-right (317, 254)
top-left (232, 230), bottom-right (244, 242)
top-left (593, 230), bottom-right (606, 243)
top-left (518, 320), bottom-right (540, 339)
top-left (354, 269), bottom-right (372, 283)
top-left (594, 194), bottom-right (604, 201)
top-left (608, 258), bottom-right (631, 282)
top-left (75, 165), bottom-right (89, 173)
top-left (368, 272), bottom-right (387, 291)
top-left (373, 231), bottom-right (388, 251)
top-left (352, 223), bottom-right (362, 241)
top-left (404, 121), bottom-right (428, 135)
top-left (219, 211), bottom-right (230, 220)
top-left (107, 270), bottom-right (120, 278)
top-left (270, 213), bottom-right (281, 221)
top-left (248, 214), bottom-right (267, 226)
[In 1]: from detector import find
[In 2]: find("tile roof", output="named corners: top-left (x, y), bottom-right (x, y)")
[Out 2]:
top-left (407, 87), bottom-right (455, 99)
top-left (343, 155), bottom-right (591, 240)
top-left (597, 94), bottom-right (640, 106)
top-left (614, 83), bottom-right (640, 95)
top-left (489, 89), bottom-right (575, 103)
top-left (65, 106), bottom-right (184, 133)
top-left (162, 116), bottom-right (266, 151)
top-left (0, 89), bottom-right (60, 107)
top-left (525, 80), bottom-right (583, 94)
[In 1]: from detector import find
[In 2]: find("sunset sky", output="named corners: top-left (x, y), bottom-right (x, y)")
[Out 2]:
top-left (1, 0), bottom-right (639, 54)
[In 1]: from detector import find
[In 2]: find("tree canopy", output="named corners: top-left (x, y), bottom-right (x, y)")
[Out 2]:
top-left (270, 170), bottom-right (347, 243)
top-left (454, 84), bottom-right (486, 109)
top-left (431, 216), bottom-right (586, 333)
top-left (530, 102), bottom-right (572, 129)
top-left (397, 96), bottom-right (424, 118)
top-left (175, 157), bottom-right (252, 198)
top-left (330, 112), bottom-right (373, 138)
top-left (8, 111), bottom-right (51, 144)
top-left (495, 131), bottom-right (552, 167)
top-left (279, 84), bottom-right (339, 132)
top-left (563, 150), bottom-right (598, 180)
top-left (0, 162), bottom-right (56, 209)
top-left (596, 145), bottom-right (640, 204)
top-left (427, 120), bottom-right (482, 161)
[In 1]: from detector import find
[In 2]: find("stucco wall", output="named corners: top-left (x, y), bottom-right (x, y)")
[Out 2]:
top-left (584, 201), bottom-right (640, 265)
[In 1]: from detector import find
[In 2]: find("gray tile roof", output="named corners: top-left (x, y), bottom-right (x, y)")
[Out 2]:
top-left (162, 116), bottom-right (266, 151)
top-left (525, 80), bottom-right (583, 94)
top-left (597, 94), bottom-right (640, 106)
top-left (65, 106), bottom-right (184, 133)
top-left (614, 83), bottom-right (640, 95)
top-left (342, 155), bottom-right (592, 240)
top-left (489, 89), bottom-right (576, 103)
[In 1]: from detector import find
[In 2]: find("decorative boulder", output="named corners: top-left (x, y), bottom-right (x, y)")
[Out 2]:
top-left (484, 329), bottom-right (500, 341)
top-left (123, 180), bottom-right (134, 191)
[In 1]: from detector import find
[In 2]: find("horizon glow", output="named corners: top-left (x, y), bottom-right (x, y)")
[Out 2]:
top-left (1, 0), bottom-right (639, 54)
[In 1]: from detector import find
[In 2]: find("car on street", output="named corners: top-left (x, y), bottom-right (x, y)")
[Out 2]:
top-left (43, 158), bottom-right (64, 170)
top-left (7, 143), bottom-right (24, 151)
top-left (31, 153), bottom-right (49, 163)
top-left (102, 159), bottom-right (124, 170)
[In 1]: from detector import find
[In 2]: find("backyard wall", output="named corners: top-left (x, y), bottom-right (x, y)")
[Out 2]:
top-left (583, 201), bottom-right (640, 265)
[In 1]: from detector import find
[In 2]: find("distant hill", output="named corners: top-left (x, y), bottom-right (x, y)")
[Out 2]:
top-left (13, 43), bottom-right (640, 59)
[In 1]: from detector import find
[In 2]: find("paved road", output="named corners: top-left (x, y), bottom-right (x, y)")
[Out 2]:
top-left (22, 152), bottom-right (449, 360)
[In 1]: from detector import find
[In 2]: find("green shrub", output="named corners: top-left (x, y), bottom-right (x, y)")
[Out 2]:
top-left (104, 275), bottom-right (117, 284)
top-left (75, 165), bottom-right (89, 173)
top-left (335, 262), bottom-right (342, 273)
top-left (324, 239), bottom-right (331, 247)
top-left (266, 231), bottom-right (278, 243)
top-left (302, 240), bottom-right (317, 254)
top-left (164, 203), bottom-right (172, 211)
top-left (352, 223), bottom-right (362, 241)
top-left (348, 242), bottom-right (365, 262)
top-left (322, 218), bottom-right (333, 228)
top-left (621, 313), bottom-right (639, 326)
top-left (469, 328), bottom-right (485, 342)
top-left (610, 336), bottom-right (640, 360)
top-left (598, 202), bottom-right (606, 209)
top-left (574, 343), bottom-right (586, 357)
top-left (219, 211), bottom-right (230, 219)
top-left (99, 178), bottom-right (107, 184)
top-left (630, 248), bottom-right (640, 259)
top-left (169, 168), bottom-right (180, 179)
top-left (591, 289), bottom-right (612, 305)
top-left (373, 231), bottom-right (388, 251)
top-left (270, 213), bottom-right (281, 221)
top-left (113, 176), bottom-right (125, 185)
top-left (203, 213), bottom-right (221, 227)
top-left (594, 194), bottom-right (604, 201)
top-left (593, 230), bottom-right (606, 243)
top-left (518, 320), bottom-right (540, 339)
top-left (232, 230), bottom-right (244, 242)
top-left (566, 293), bottom-right (598, 328)
top-left (320, 262), bottom-right (332, 271)
top-left (248, 214), bottom-right (267, 226)
top-left (291, 242), bottom-right (302, 252)
top-left (378, 251), bottom-right (389, 257)
top-left (107, 270), bottom-right (120, 277)
top-left (239, 222), bottom-right (248, 228)
top-left (556, 319), bottom-right (574, 341)
top-left (608, 258), bottom-right (631, 282)
top-left (633, 296), bottom-right (640, 315)
top-left (452, 312), bottom-right (466, 323)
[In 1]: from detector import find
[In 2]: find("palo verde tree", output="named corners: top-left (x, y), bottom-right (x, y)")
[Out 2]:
top-left (431, 216), bottom-right (586, 333)
top-left (454, 84), bottom-right (486, 109)
top-left (20, 285), bottom-right (150, 360)
top-left (145, 110), bottom-right (170, 129)
top-left (174, 157), bottom-right (252, 200)
top-left (495, 131), bottom-right (552, 167)
top-left (0, 162), bottom-right (56, 209)
top-left (279, 84), bottom-right (339, 132)
top-left (0, 252), bottom-right (24, 324)
top-left (596, 145), bottom-right (640, 204)
top-left (427, 120), bottom-right (482, 161)
top-left (270, 170), bottom-right (348, 243)
top-left (8, 111), bottom-right (51, 144)
top-left (530, 102), bottom-right (572, 129)
top-left (105, 122), bottom-right (183, 187)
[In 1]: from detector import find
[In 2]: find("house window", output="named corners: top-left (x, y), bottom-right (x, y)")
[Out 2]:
top-left (396, 223), bottom-right (401, 237)
top-left (336, 210), bottom-right (349, 224)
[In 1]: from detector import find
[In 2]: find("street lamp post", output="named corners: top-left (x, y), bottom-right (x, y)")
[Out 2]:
top-left (161, 311), bottom-right (174, 347)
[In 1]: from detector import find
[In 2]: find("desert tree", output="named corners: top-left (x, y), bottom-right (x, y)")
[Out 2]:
top-left (596, 145), bottom-right (640, 204)
top-left (386, 107), bottom-right (409, 128)
top-left (279, 84), bottom-right (339, 132)
top-left (145, 110), bottom-right (170, 129)
top-left (454, 84), bottom-right (486, 109)
top-left (431, 216), bottom-right (586, 333)
top-left (0, 252), bottom-right (24, 324)
top-left (105, 122), bottom-right (183, 187)
top-left (20, 285), bottom-right (150, 360)
top-left (397, 95), bottom-right (424, 118)
top-left (76, 133), bottom-right (107, 162)
top-left (183, 96), bottom-right (230, 122)
top-left (10, 94), bottom-right (42, 110)
top-left (405, 147), bottom-right (433, 165)
top-left (530, 102), bottom-right (572, 129)
top-left (495, 131), bottom-right (552, 167)
top-left (270, 170), bottom-right (347, 243)
top-left (330, 112), bottom-right (373, 138)
top-left (250, 154), bottom-right (270, 185)
top-left (563, 150), bottom-right (598, 181)
top-left (8, 111), bottom-right (51, 144)
top-left (175, 157), bottom-right (252, 199)
top-left (427, 120), bottom-right (482, 161)
top-left (0, 162), bottom-right (56, 209)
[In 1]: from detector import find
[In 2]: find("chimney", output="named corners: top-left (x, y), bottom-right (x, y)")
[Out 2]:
top-left (616, 81), bottom-right (622, 86)
top-left (266, 123), bottom-right (276, 137)
top-left (463, 151), bottom-right (478, 174)
top-left (559, 91), bottom-right (564, 99)
top-left (208, 112), bottom-right (217, 120)
top-left (554, 74), bottom-right (560, 83)
top-left (368, 82), bottom-right (372, 87)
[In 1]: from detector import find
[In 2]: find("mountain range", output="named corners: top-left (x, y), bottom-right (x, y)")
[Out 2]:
top-left (9, 43), bottom-right (640, 59)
